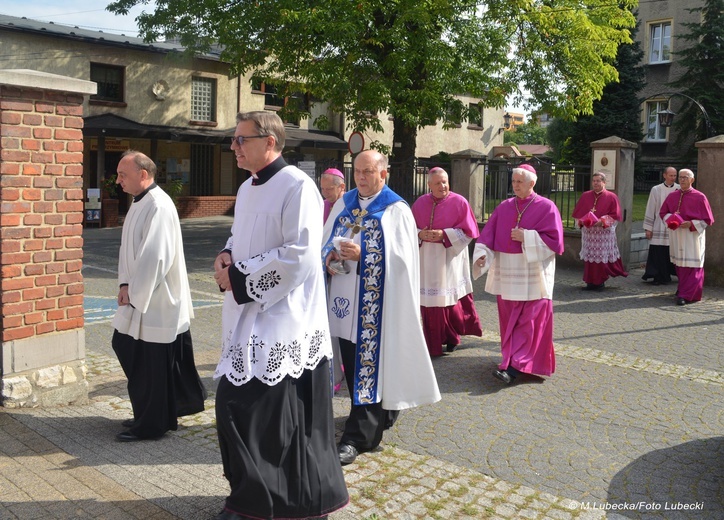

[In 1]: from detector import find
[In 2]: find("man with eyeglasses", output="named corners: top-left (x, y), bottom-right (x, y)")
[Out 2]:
top-left (659, 169), bottom-right (714, 306)
top-left (323, 149), bottom-right (441, 466)
top-left (212, 111), bottom-right (348, 520)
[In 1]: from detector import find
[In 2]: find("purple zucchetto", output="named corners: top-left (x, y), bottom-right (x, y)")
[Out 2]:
top-left (517, 164), bottom-right (536, 175)
top-left (322, 168), bottom-right (344, 179)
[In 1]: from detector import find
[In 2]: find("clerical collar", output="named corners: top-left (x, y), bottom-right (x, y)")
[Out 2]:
top-left (358, 189), bottom-right (381, 209)
top-left (664, 183), bottom-right (674, 188)
top-left (251, 156), bottom-right (287, 186)
top-left (358, 192), bottom-right (378, 201)
top-left (133, 183), bottom-right (157, 202)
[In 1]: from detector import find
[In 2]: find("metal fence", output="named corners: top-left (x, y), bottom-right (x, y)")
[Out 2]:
top-left (308, 157), bottom-right (451, 206)
top-left (484, 159), bottom-right (592, 229)
top-left (301, 156), bottom-right (694, 231)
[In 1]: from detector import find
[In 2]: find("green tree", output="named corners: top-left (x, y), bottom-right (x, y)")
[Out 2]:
top-left (108, 0), bottom-right (636, 169)
top-left (505, 121), bottom-right (548, 146)
top-left (669, 0), bottom-right (724, 154)
top-left (563, 18), bottom-right (646, 164)
top-left (546, 118), bottom-right (575, 163)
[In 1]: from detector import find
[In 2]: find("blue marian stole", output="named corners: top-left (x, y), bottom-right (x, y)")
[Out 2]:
top-left (322, 186), bottom-right (404, 405)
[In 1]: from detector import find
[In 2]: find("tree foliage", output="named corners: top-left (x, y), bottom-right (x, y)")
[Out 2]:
top-left (504, 121), bottom-right (548, 146)
top-left (669, 0), bottom-right (724, 154)
top-left (561, 17), bottom-right (646, 164)
top-left (108, 0), bottom-right (637, 164)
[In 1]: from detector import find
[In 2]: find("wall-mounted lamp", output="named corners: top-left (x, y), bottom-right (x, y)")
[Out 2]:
top-left (503, 112), bottom-right (512, 130)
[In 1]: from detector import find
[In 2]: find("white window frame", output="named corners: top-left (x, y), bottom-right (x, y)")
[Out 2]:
top-left (648, 21), bottom-right (672, 64)
top-left (645, 100), bottom-right (668, 142)
top-left (191, 76), bottom-right (217, 122)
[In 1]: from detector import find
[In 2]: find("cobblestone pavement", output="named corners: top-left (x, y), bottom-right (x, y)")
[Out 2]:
top-left (1, 217), bottom-right (721, 520)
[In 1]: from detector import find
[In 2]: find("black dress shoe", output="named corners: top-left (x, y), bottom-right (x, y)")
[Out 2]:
top-left (446, 343), bottom-right (458, 353)
top-left (121, 419), bottom-right (135, 428)
top-left (492, 369), bottom-right (513, 384)
top-left (116, 431), bottom-right (163, 442)
top-left (676, 297), bottom-right (688, 306)
top-left (337, 443), bottom-right (359, 466)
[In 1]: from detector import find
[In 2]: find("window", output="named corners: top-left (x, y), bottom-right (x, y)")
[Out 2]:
top-left (90, 63), bottom-right (124, 103)
top-left (251, 79), bottom-right (309, 124)
top-left (191, 77), bottom-right (216, 122)
top-left (646, 101), bottom-right (668, 141)
top-left (468, 103), bottom-right (483, 127)
top-left (649, 21), bottom-right (671, 64)
top-left (251, 79), bottom-right (284, 109)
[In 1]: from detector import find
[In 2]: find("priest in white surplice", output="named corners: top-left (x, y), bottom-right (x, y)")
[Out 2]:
top-left (112, 150), bottom-right (206, 443)
top-left (323, 150), bottom-right (441, 466)
top-left (213, 112), bottom-right (348, 519)
top-left (642, 166), bottom-right (679, 285)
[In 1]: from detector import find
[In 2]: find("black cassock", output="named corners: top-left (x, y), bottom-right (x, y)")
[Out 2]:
top-left (113, 329), bottom-right (206, 439)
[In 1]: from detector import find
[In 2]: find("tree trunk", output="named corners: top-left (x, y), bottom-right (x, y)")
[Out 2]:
top-left (389, 118), bottom-right (418, 197)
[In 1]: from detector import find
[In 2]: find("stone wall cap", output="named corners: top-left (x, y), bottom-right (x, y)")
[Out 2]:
top-left (451, 149), bottom-right (486, 158)
top-left (0, 69), bottom-right (97, 95)
top-left (590, 136), bottom-right (638, 149)
top-left (695, 134), bottom-right (724, 147)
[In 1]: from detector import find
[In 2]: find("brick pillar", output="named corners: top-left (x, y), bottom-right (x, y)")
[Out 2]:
top-left (0, 70), bottom-right (96, 407)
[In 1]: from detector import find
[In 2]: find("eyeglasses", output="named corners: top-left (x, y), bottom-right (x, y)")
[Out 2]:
top-left (230, 135), bottom-right (269, 146)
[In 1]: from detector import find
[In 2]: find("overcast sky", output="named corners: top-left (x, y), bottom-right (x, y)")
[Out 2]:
top-left (0, 1), bottom-right (153, 36)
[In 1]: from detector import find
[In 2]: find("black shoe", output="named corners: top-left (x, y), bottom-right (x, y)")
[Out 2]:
top-left (121, 419), bottom-right (135, 428)
top-left (492, 369), bottom-right (513, 384)
top-left (446, 343), bottom-right (458, 353)
top-left (116, 431), bottom-right (163, 442)
top-left (676, 298), bottom-right (688, 306)
top-left (337, 443), bottom-right (359, 466)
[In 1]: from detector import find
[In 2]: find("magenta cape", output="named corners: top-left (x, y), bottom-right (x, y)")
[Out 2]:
top-left (477, 195), bottom-right (564, 255)
top-left (659, 188), bottom-right (714, 225)
top-left (412, 192), bottom-right (479, 239)
top-left (572, 190), bottom-right (622, 221)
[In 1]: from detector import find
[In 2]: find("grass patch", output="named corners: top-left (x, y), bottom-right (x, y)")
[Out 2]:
top-left (449, 485), bottom-right (469, 497)
top-left (461, 503), bottom-right (481, 516)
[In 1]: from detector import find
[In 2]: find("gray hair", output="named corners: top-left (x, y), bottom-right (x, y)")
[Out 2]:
top-left (427, 167), bottom-right (448, 181)
top-left (236, 111), bottom-right (286, 152)
top-left (321, 173), bottom-right (345, 186)
top-left (512, 167), bottom-right (537, 184)
top-left (592, 171), bottom-right (607, 183)
top-left (122, 150), bottom-right (156, 177)
top-left (679, 168), bottom-right (694, 179)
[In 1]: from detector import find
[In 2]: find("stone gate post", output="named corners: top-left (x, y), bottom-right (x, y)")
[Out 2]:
top-left (693, 135), bottom-right (724, 286)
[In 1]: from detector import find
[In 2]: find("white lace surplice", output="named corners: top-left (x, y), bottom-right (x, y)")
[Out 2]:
top-left (215, 166), bottom-right (333, 386)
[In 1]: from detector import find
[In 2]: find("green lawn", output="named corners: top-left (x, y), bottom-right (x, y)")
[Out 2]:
top-left (484, 192), bottom-right (649, 228)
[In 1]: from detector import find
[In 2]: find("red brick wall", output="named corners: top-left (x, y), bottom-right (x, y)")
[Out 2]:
top-left (0, 86), bottom-right (85, 342)
top-left (176, 196), bottom-right (236, 219)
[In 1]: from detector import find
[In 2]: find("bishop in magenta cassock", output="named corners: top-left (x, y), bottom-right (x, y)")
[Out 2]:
top-left (572, 172), bottom-right (628, 290)
top-left (472, 164), bottom-right (564, 384)
top-left (659, 169), bottom-right (714, 305)
top-left (411, 167), bottom-right (483, 357)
